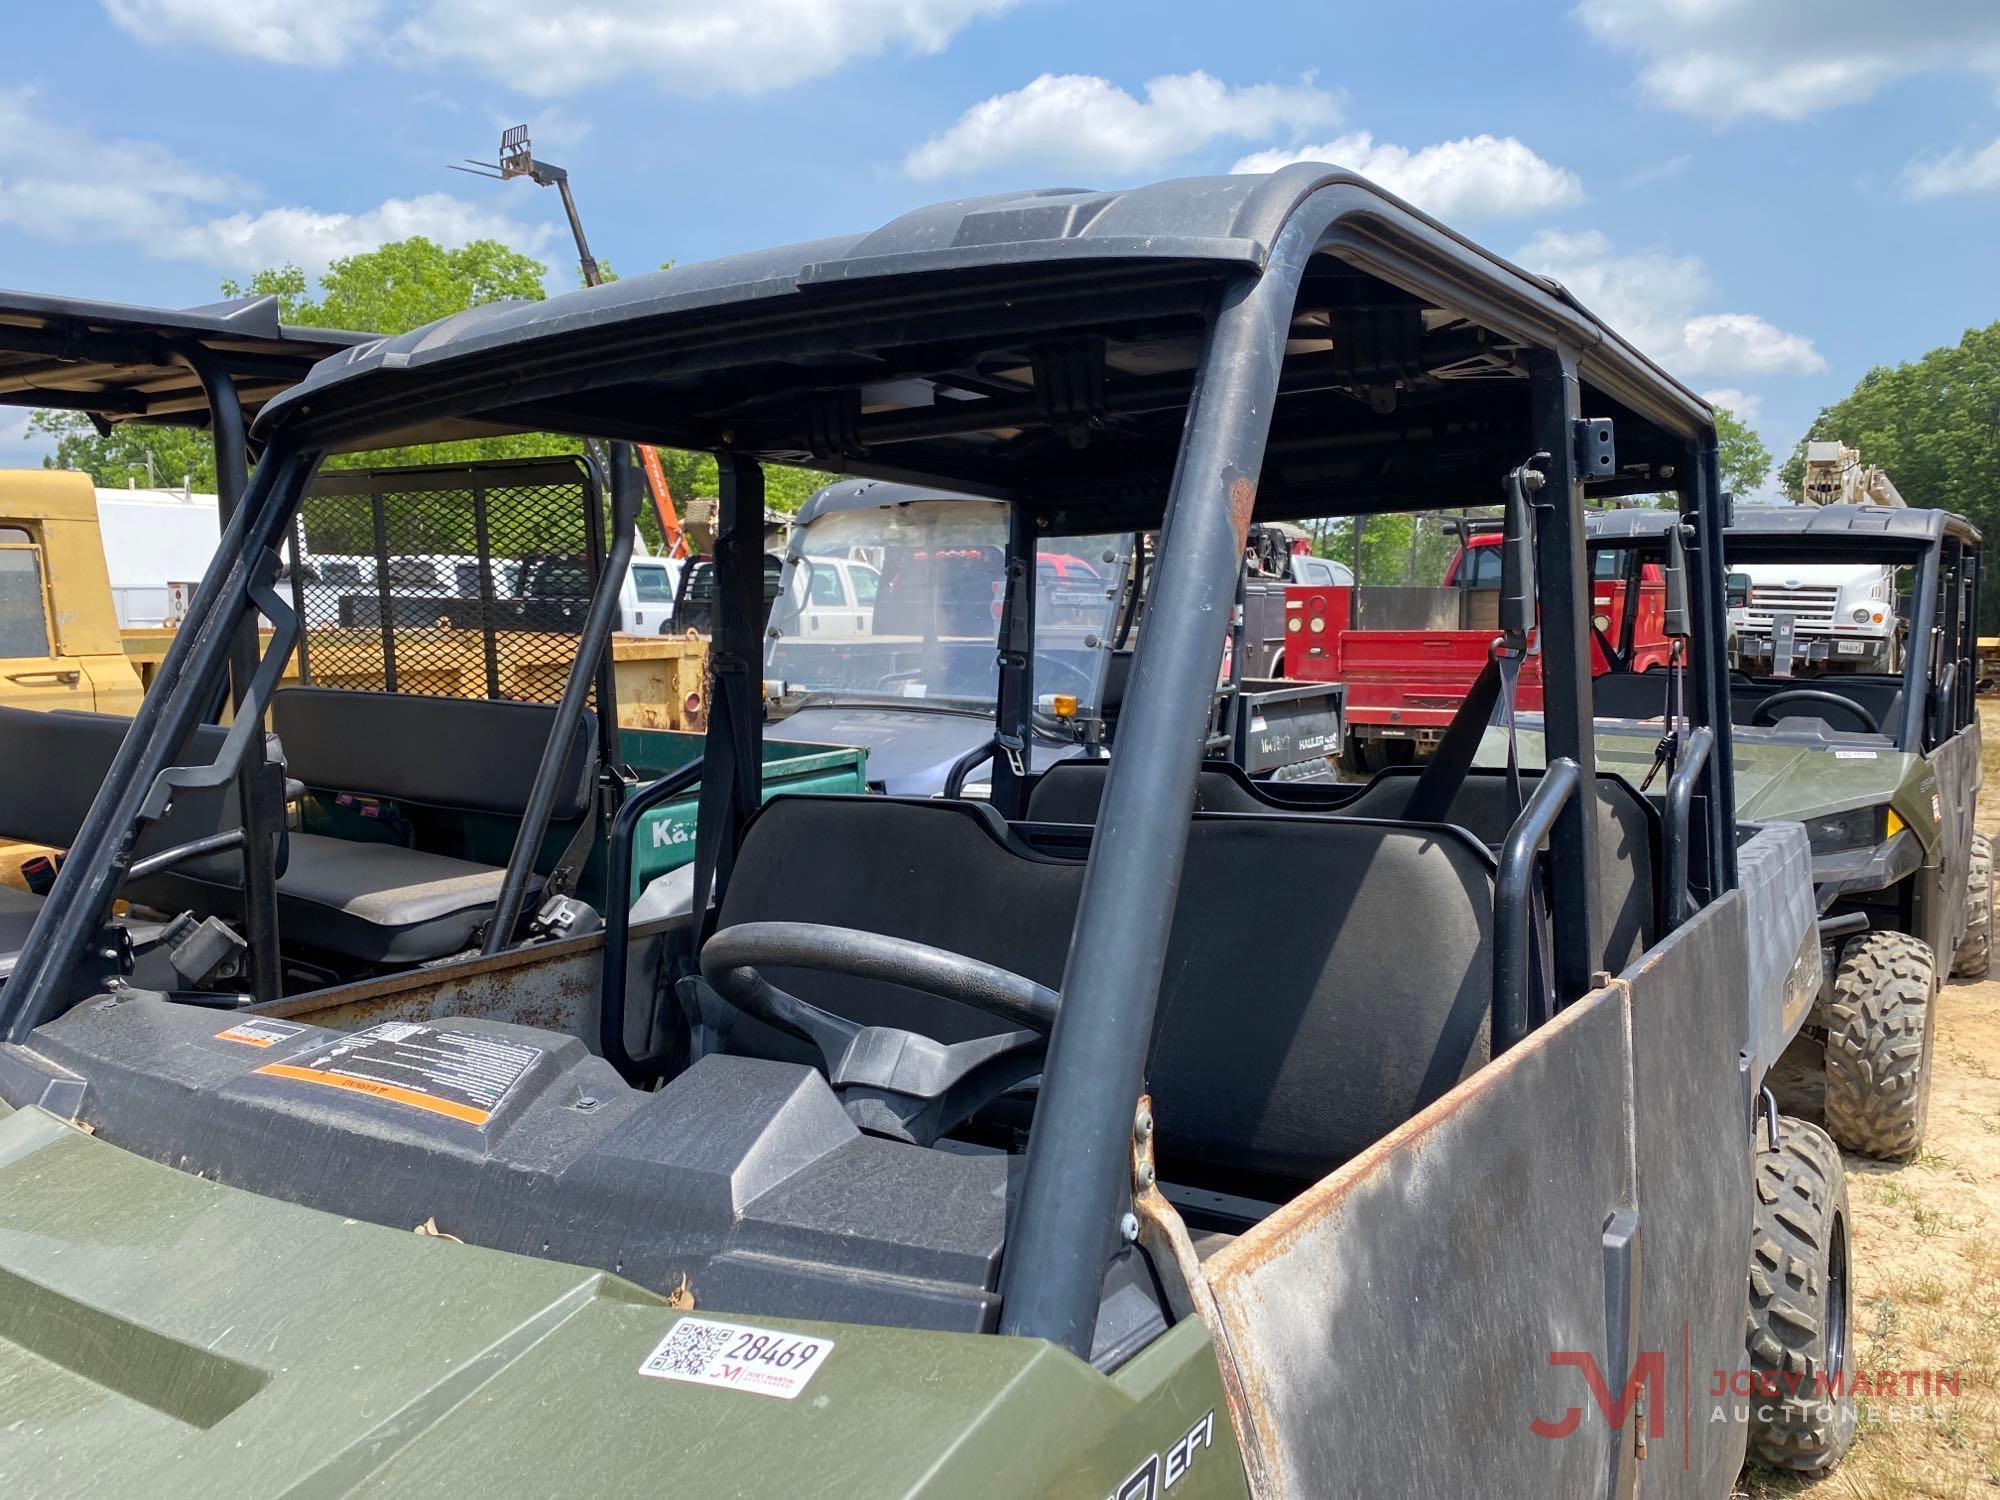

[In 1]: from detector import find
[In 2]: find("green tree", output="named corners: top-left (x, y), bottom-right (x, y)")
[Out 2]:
top-left (1779, 321), bottom-right (2000, 625)
top-left (1713, 405), bottom-right (1773, 498)
top-left (28, 410), bottom-right (218, 491)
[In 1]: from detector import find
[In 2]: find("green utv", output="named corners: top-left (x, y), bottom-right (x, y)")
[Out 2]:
top-left (2, 168), bottom-right (1852, 1494)
top-left (1569, 505), bottom-right (1986, 1161)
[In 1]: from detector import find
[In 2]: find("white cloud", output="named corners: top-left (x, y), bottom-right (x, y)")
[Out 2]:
top-left (402, 0), bottom-right (1016, 96)
top-left (1231, 131), bottom-right (1581, 221)
top-left (1900, 137), bottom-right (2000, 198)
top-left (1573, 0), bottom-right (2000, 123)
top-left (0, 89), bottom-right (549, 276)
top-left (1698, 387), bottom-right (1762, 423)
top-left (1516, 228), bottom-right (1825, 378)
top-left (102, 0), bottom-right (1013, 95)
top-left (904, 71), bottom-right (1338, 180)
top-left (103, 0), bottom-right (385, 65)
top-left (164, 194), bottom-right (555, 272)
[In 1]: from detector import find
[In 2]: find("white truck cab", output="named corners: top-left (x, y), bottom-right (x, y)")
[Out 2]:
top-left (1728, 560), bottom-right (1899, 674)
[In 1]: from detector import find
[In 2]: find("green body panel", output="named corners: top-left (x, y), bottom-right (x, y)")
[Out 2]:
top-left (0, 1103), bottom-right (1246, 1499)
top-left (612, 729), bottom-right (870, 889)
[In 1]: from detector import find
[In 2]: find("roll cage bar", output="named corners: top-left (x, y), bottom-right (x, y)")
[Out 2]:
top-left (1, 170), bottom-right (1737, 1358)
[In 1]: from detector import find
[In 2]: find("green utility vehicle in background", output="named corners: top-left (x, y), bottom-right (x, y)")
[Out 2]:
top-left (1571, 505), bottom-right (1986, 1160)
top-left (3, 169), bottom-right (1843, 1495)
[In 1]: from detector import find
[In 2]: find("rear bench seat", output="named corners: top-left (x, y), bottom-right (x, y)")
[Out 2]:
top-left (138, 688), bottom-right (599, 966)
top-left (1026, 758), bottom-right (1659, 975)
top-left (0, 706), bottom-right (238, 978)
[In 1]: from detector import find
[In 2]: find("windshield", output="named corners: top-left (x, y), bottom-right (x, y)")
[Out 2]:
top-left (764, 500), bottom-right (1128, 713)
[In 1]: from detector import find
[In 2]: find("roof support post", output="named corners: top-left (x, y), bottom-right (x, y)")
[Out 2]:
top-left (178, 343), bottom-right (283, 1007)
top-left (997, 225), bottom-right (1310, 1357)
top-left (1683, 435), bottom-right (1737, 898)
top-left (1903, 539), bottom-right (1940, 750)
top-left (688, 454), bottom-right (767, 920)
top-left (1525, 345), bottom-right (1601, 1004)
top-left (990, 504), bottom-right (1038, 816)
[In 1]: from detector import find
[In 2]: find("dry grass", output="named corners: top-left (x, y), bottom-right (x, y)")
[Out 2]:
top-left (1738, 703), bottom-right (2000, 1498)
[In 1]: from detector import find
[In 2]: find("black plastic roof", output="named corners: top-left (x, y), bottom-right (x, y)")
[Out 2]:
top-left (0, 291), bottom-right (372, 428)
top-left (255, 167), bottom-right (1717, 525)
top-left (1728, 503), bottom-right (1975, 546)
top-left (1586, 504), bottom-right (1976, 549)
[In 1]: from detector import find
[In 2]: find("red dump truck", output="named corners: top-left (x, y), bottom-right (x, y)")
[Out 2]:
top-left (1284, 525), bottom-right (1671, 770)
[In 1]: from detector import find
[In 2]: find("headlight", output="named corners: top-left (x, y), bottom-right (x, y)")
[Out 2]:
top-left (1803, 807), bottom-right (1883, 853)
top-left (1852, 607), bottom-right (1871, 623)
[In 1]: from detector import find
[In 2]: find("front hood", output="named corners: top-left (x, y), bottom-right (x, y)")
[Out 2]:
top-left (1723, 734), bottom-right (1917, 822)
top-left (0, 1103), bottom-right (1235, 1498)
top-left (767, 705), bottom-right (992, 795)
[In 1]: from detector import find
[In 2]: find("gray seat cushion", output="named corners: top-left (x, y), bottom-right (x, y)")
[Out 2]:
top-left (139, 834), bottom-right (527, 967)
top-left (0, 883), bottom-right (44, 980)
top-left (271, 835), bottom-right (521, 964)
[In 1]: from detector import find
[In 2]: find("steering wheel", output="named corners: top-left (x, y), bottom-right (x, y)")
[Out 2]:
top-left (699, 921), bottom-right (1059, 1146)
top-left (1752, 688), bottom-right (1878, 734)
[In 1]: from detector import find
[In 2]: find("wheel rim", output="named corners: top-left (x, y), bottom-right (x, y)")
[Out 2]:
top-left (1825, 1207), bottom-right (1851, 1385)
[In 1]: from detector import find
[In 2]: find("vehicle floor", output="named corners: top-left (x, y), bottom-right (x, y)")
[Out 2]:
top-left (1745, 706), bottom-right (2000, 1497)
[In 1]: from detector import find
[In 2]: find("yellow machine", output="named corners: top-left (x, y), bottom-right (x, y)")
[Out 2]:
top-left (0, 470), bottom-right (145, 715)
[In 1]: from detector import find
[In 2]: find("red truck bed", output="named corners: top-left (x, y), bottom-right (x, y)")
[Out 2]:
top-left (1283, 560), bottom-right (1667, 765)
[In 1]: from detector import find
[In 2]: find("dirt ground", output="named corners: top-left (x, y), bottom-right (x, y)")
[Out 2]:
top-left (1739, 709), bottom-right (2000, 1498)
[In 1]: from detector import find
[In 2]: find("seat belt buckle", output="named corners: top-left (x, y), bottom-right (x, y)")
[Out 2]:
top-left (995, 732), bottom-right (1026, 779)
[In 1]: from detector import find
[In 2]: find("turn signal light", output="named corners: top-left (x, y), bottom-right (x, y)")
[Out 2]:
top-left (1052, 695), bottom-right (1078, 719)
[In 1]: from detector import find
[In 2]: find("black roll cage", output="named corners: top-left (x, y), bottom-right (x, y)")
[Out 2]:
top-left (1, 175), bottom-right (1740, 1360)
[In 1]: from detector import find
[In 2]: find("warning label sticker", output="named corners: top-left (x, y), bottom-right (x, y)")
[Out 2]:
top-left (215, 1017), bottom-right (309, 1049)
top-left (637, 1317), bottom-right (834, 1401)
top-left (255, 1022), bottom-right (542, 1127)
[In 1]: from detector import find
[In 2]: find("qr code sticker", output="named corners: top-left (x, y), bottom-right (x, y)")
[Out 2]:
top-left (637, 1316), bottom-right (835, 1400)
top-left (644, 1318), bottom-right (734, 1377)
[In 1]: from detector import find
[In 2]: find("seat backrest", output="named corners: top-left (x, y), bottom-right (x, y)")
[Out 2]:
top-left (1027, 757), bottom-right (1353, 823)
top-left (0, 707), bottom-right (236, 853)
top-left (271, 687), bottom-right (597, 819)
top-left (1151, 815), bottom-right (1495, 1191)
top-left (714, 794), bottom-right (1497, 1193)
top-left (1029, 757), bottom-right (1655, 978)
top-left (1333, 768), bottom-right (1657, 974)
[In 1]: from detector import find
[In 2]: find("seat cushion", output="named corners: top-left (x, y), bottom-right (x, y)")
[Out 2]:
top-left (0, 883), bottom-right (44, 979)
top-left (271, 833), bottom-right (524, 965)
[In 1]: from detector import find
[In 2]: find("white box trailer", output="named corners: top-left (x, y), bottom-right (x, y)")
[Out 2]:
top-left (93, 486), bottom-right (220, 628)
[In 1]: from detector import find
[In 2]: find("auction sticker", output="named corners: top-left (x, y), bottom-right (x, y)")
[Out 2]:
top-left (255, 1022), bottom-right (540, 1127)
top-left (638, 1317), bottom-right (834, 1400)
top-left (215, 1017), bottom-right (308, 1048)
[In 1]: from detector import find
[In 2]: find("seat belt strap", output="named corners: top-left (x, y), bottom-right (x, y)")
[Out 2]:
top-left (1404, 651), bottom-right (1505, 824)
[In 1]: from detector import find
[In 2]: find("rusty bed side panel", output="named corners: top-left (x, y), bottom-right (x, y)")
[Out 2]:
top-left (1623, 887), bottom-right (1755, 1492)
top-left (1203, 984), bottom-right (1635, 1498)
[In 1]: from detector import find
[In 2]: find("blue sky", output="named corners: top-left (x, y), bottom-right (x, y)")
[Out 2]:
top-left (5, 1), bottom-right (1999, 494)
